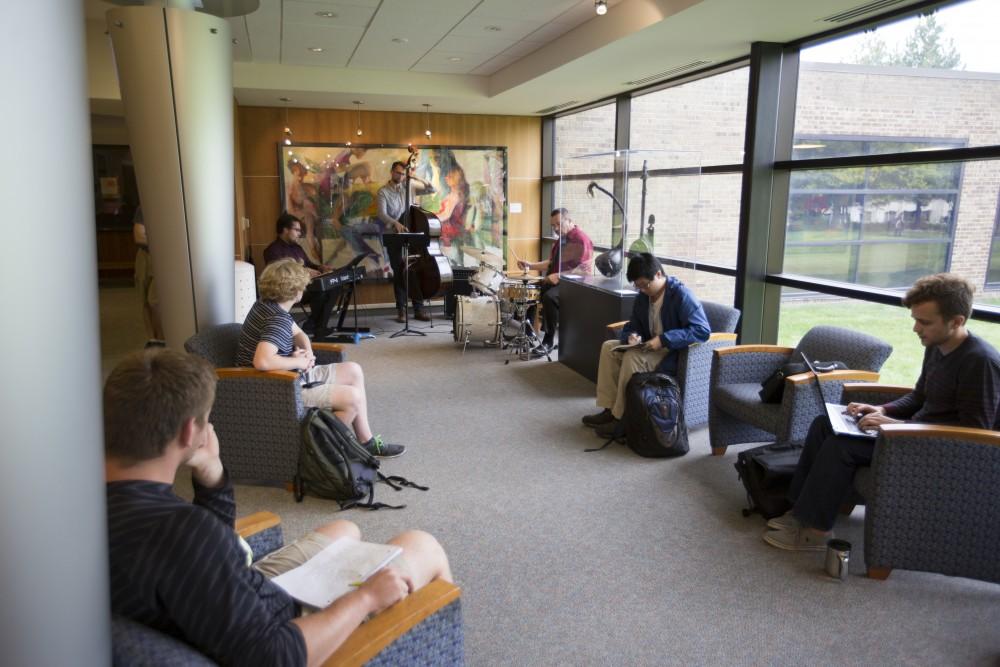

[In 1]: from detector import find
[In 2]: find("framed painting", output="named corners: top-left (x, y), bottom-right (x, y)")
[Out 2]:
top-left (278, 144), bottom-right (508, 280)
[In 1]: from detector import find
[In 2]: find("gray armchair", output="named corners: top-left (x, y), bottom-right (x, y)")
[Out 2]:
top-left (708, 325), bottom-right (892, 456)
top-left (840, 383), bottom-right (1000, 583)
top-left (112, 512), bottom-right (465, 666)
top-left (184, 323), bottom-right (344, 489)
top-left (608, 300), bottom-right (741, 429)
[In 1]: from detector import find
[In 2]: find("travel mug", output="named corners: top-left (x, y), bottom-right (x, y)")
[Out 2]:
top-left (824, 539), bottom-right (851, 580)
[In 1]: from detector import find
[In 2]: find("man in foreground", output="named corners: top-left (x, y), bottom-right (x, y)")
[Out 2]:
top-left (263, 212), bottom-right (337, 338)
top-left (765, 273), bottom-right (1000, 551)
top-left (516, 208), bottom-right (594, 357)
top-left (105, 349), bottom-right (452, 664)
top-left (582, 253), bottom-right (710, 439)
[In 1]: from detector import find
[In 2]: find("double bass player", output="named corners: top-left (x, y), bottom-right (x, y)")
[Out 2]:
top-left (377, 159), bottom-right (436, 322)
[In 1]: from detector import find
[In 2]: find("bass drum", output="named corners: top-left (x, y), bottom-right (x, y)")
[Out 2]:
top-left (453, 295), bottom-right (501, 344)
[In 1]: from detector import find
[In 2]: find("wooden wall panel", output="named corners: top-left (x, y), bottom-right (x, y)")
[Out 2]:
top-left (238, 106), bottom-right (541, 306)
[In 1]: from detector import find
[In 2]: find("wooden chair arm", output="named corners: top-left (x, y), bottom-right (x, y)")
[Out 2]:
top-left (842, 383), bottom-right (913, 398)
top-left (606, 320), bottom-right (629, 337)
top-left (879, 423), bottom-right (1000, 447)
top-left (216, 368), bottom-right (299, 382)
top-left (324, 580), bottom-right (462, 667)
top-left (708, 332), bottom-right (738, 343)
top-left (235, 511), bottom-right (281, 539)
top-left (786, 370), bottom-right (880, 385)
top-left (715, 344), bottom-right (794, 356)
top-left (312, 342), bottom-right (345, 355)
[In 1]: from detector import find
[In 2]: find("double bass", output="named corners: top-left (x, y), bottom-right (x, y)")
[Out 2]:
top-left (403, 206), bottom-right (453, 300)
top-left (400, 146), bottom-right (452, 299)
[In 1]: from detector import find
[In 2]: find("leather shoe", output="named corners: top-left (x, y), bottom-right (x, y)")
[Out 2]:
top-left (413, 310), bottom-right (431, 322)
top-left (595, 418), bottom-right (625, 440)
top-left (395, 308), bottom-right (406, 323)
top-left (582, 408), bottom-right (614, 428)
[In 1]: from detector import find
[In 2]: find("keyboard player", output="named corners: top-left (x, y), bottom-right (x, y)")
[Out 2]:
top-left (263, 213), bottom-right (337, 338)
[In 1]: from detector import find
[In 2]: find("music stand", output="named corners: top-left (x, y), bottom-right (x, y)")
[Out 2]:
top-left (383, 232), bottom-right (429, 338)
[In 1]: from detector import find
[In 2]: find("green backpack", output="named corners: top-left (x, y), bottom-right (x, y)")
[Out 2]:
top-left (297, 408), bottom-right (427, 510)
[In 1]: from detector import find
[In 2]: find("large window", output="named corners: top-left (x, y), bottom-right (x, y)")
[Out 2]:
top-left (781, 0), bottom-right (1000, 317)
top-left (553, 103), bottom-right (616, 175)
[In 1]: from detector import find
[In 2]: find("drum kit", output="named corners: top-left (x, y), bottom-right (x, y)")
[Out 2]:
top-left (453, 249), bottom-right (547, 360)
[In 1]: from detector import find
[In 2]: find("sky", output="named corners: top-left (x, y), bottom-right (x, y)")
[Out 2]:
top-left (803, 0), bottom-right (1000, 72)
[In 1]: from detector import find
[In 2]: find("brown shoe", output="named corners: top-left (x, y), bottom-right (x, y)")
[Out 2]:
top-left (395, 308), bottom-right (406, 323)
top-left (413, 310), bottom-right (431, 322)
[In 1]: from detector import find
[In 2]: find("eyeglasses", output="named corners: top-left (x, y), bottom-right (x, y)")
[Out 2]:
top-left (633, 280), bottom-right (651, 290)
top-left (392, 170), bottom-right (406, 177)
top-left (290, 227), bottom-right (302, 233)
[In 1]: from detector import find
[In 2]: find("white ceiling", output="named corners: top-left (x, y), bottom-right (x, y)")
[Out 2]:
top-left (84, 0), bottom-right (929, 115)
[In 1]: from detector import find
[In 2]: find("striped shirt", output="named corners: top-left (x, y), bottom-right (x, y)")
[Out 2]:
top-left (884, 331), bottom-right (1000, 429)
top-left (106, 476), bottom-right (306, 665)
top-left (237, 300), bottom-right (294, 367)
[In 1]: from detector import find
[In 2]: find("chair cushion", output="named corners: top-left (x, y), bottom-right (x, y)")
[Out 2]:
top-left (184, 323), bottom-right (244, 368)
top-left (702, 301), bottom-right (740, 334)
top-left (793, 325), bottom-right (892, 373)
top-left (712, 382), bottom-right (783, 432)
top-left (112, 616), bottom-right (216, 666)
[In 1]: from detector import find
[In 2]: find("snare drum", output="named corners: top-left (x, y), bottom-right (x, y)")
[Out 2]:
top-left (453, 295), bottom-right (501, 343)
top-left (499, 279), bottom-right (542, 303)
top-left (469, 261), bottom-right (505, 295)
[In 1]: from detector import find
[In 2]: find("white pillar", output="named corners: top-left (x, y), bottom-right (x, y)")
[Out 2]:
top-left (108, 5), bottom-right (235, 347)
top-left (0, 1), bottom-right (110, 664)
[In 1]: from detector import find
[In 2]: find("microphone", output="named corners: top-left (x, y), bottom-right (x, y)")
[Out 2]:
top-left (587, 181), bottom-right (598, 197)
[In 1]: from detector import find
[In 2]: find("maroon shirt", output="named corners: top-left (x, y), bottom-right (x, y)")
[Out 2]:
top-left (263, 239), bottom-right (320, 270)
top-left (547, 225), bottom-right (594, 276)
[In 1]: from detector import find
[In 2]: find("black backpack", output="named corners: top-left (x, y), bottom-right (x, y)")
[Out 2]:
top-left (297, 408), bottom-right (427, 510)
top-left (587, 372), bottom-right (689, 457)
top-left (734, 442), bottom-right (803, 518)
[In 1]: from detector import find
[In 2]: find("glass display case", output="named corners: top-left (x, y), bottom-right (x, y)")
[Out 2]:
top-left (554, 149), bottom-right (702, 291)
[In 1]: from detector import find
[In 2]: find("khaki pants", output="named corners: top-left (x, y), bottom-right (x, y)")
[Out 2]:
top-left (596, 339), bottom-right (669, 419)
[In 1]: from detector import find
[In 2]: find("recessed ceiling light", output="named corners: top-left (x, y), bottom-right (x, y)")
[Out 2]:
top-left (279, 97), bottom-right (291, 102)
top-left (308, 47), bottom-right (324, 53)
top-left (484, 25), bottom-right (502, 32)
top-left (315, 11), bottom-right (337, 18)
top-left (231, 38), bottom-right (238, 45)
top-left (391, 37), bottom-right (409, 44)
top-left (447, 56), bottom-right (462, 62)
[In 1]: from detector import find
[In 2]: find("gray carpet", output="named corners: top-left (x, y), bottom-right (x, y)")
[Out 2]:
top-left (101, 288), bottom-right (1000, 666)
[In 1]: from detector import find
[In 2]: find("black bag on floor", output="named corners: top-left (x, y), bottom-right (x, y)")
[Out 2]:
top-left (297, 408), bottom-right (427, 510)
top-left (734, 442), bottom-right (803, 518)
top-left (622, 372), bottom-right (689, 458)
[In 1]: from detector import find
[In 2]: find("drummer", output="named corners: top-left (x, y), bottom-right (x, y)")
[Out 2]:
top-left (516, 208), bottom-right (594, 357)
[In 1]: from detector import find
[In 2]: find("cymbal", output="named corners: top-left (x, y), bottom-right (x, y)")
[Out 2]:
top-left (466, 248), bottom-right (503, 267)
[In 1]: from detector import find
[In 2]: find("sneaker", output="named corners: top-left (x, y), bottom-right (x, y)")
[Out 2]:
top-left (529, 343), bottom-right (552, 359)
top-left (413, 310), bottom-right (431, 322)
top-left (595, 418), bottom-right (625, 440)
top-left (762, 526), bottom-right (829, 552)
top-left (766, 513), bottom-right (801, 531)
top-left (364, 435), bottom-right (405, 459)
top-left (582, 408), bottom-right (615, 428)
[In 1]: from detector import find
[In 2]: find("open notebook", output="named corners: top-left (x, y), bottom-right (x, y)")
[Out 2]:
top-left (271, 538), bottom-right (402, 609)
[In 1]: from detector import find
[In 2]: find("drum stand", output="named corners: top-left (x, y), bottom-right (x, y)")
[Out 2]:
top-left (502, 298), bottom-right (549, 362)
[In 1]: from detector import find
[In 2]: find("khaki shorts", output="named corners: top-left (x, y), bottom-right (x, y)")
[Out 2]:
top-left (300, 363), bottom-right (339, 409)
top-left (252, 532), bottom-right (411, 612)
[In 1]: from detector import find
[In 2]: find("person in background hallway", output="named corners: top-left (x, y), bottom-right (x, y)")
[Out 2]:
top-left (582, 253), bottom-right (709, 440)
top-left (764, 273), bottom-right (1000, 551)
top-left (517, 208), bottom-right (594, 357)
top-left (105, 349), bottom-right (451, 665)
top-left (377, 160), bottom-right (436, 323)
top-left (133, 206), bottom-right (164, 347)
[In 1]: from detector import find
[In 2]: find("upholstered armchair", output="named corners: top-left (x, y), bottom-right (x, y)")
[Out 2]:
top-left (112, 512), bottom-right (465, 666)
top-left (840, 383), bottom-right (1000, 583)
top-left (708, 326), bottom-right (892, 455)
top-left (184, 323), bottom-right (344, 489)
top-left (608, 300), bottom-right (741, 429)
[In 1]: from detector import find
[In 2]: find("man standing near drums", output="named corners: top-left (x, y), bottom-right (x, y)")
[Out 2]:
top-left (517, 208), bottom-right (594, 357)
top-left (377, 160), bottom-right (436, 323)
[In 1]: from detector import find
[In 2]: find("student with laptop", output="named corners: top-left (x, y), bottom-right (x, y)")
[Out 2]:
top-left (764, 273), bottom-right (1000, 551)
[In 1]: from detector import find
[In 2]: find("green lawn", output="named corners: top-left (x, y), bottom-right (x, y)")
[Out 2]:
top-left (777, 300), bottom-right (1000, 386)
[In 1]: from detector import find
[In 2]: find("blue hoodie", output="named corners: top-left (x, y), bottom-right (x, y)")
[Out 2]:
top-left (620, 276), bottom-right (710, 375)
